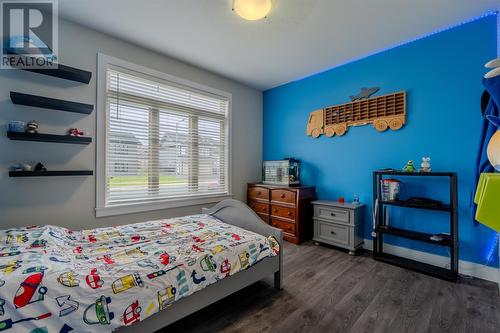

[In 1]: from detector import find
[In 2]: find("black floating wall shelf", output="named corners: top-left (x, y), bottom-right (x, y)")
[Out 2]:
top-left (23, 64), bottom-right (92, 84)
top-left (7, 131), bottom-right (92, 145)
top-left (7, 52), bottom-right (91, 84)
top-left (9, 170), bottom-right (93, 177)
top-left (10, 92), bottom-right (94, 114)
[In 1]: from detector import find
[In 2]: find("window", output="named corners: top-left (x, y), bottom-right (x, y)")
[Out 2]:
top-left (96, 55), bottom-right (231, 217)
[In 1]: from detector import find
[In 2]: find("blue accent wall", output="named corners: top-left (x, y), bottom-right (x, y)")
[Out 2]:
top-left (263, 15), bottom-right (499, 267)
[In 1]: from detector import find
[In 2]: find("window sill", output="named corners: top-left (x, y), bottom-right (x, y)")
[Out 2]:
top-left (95, 193), bottom-right (233, 218)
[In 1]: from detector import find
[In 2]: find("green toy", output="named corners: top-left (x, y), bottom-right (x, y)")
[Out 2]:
top-left (474, 173), bottom-right (500, 232)
top-left (403, 160), bottom-right (415, 173)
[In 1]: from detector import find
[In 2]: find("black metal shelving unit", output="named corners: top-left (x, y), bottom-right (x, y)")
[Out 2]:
top-left (9, 170), bottom-right (93, 177)
top-left (10, 91), bottom-right (94, 114)
top-left (7, 131), bottom-right (91, 145)
top-left (372, 170), bottom-right (458, 282)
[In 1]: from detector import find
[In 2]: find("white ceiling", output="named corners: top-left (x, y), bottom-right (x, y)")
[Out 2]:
top-left (58, 0), bottom-right (499, 90)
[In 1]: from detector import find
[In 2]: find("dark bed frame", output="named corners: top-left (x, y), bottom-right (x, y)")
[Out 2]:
top-left (117, 199), bottom-right (283, 332)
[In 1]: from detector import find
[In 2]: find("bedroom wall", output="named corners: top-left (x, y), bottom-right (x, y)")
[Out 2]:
top-left (0, 19), bottom-right (263, 229)
top-left (263, 14), bottom-right (499, 267)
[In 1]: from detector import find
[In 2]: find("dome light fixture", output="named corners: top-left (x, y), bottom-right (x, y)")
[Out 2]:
top-left (233, 0), bottom-right (272, 21)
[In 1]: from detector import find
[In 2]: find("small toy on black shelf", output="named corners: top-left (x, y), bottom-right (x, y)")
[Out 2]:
top-left (67, 128), bottom-right (87, 137)
top-left (25, 121), bottom-right (38, 134)
top-left (11, 163), bottom-right (32, 171)
top-left (419, 157), bottom-right (432, 172)
top-left (34, 163), bottom-right (47, 172)
top-left (402, 160), bottom-right (415, 173)
top-left (8, 121), bottom-right (25, 132)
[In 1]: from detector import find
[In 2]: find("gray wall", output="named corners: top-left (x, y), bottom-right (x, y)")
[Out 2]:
top-left (0, 19), bottom-right (263, 229)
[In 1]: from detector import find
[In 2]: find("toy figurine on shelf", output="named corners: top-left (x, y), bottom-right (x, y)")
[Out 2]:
top-left (403, 160), bottom-right (415, 173)
top-left (11, 163), bottom-right (32, 171)
top-left (67, 128), bottom-right (86, 137)
top-left (25, 121), bottom-right (38, 134)
top-left (34, 163), bottom-right (47, 172)
top-left (419, 157), bottom-right (432, 172)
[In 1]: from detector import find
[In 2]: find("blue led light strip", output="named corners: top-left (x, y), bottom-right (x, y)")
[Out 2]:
top-left (290, 11), bottom-right (499, 84)
top-left (486, 233), bottom-right (499, 264)
top-left (497, 9), bottom-right (500, 56)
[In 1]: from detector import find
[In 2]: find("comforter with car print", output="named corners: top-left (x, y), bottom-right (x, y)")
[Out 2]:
top-left (0, 214), bottom-right (279, 332)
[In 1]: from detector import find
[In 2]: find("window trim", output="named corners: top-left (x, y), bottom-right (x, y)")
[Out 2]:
top-left (96, 53), bottom-right (232, 217)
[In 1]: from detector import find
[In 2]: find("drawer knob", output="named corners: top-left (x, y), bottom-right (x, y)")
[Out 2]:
top-left (262, 207), bottom-right (267, 211)
top-left (330, 231), bottom-right (336, 235)
top-left (287, 212), bottom-right (292, 216)
top-left (330, 213), bottom-right (336, 216)
top-left (257, 191), bottom-right (261, 195)
top-left (273, 209), bottom-right (278, 213)
top-left (288, 227), bottom-right (292, 231)
top-left (281, 194), bottom-right (285, 198)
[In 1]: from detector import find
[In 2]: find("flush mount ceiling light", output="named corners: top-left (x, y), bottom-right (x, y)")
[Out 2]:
top-left (233, 0), bottom-right (272, 21)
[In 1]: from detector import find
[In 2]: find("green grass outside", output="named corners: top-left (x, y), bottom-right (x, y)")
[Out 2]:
top-left (109, 175), bottom-right (186, 187)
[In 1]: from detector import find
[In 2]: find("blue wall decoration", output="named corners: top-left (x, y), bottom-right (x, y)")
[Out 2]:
top-left (263, 13), bottom-right (499, 267)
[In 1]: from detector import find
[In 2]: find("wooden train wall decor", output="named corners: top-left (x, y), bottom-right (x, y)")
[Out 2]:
top-left (306, 91), bottom-right (407, 138)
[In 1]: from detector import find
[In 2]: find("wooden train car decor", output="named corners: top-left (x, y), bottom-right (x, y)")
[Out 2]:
top-left (306, 91), bottom-right (407, 138)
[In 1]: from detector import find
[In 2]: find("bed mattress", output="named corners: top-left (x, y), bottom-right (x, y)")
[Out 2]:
top-left (0, 214), bottom-right (279, 332)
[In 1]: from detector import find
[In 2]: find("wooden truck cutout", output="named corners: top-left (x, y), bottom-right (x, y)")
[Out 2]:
top-left (307, 91), bottom-right (406, 138)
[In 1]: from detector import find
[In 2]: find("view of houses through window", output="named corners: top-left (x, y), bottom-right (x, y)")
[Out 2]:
top-left (105, 67), bottom-right (229, 207)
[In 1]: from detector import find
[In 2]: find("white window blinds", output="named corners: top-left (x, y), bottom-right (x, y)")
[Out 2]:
top-left (105, 67), bottom-right (229, 207)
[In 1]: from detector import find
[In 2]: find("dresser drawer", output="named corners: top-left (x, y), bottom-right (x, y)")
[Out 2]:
top-left (271, 205), bottom-right (296, 220)
top-left (271, 189), bottom-right (296, 205)
top-left (316, 220), bottom-right (350, 246)
top-left (315, 205), bottom-right (350, 224)
top-left (248, 201), bottom-right (269, 215)
top-left (248, 186), bottom-right (269, 201)
top-left (257, 213), bottom-right (269, 224)
top-left (270, 218), bottom-right (296, 235)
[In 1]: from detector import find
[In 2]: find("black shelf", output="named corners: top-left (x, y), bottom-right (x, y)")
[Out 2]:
top-left (23, 64), bottom-right (92, 84)
top-left (9, 170), bottom-right (93, 177)
top-left (10, 92), bottom-right (94, 114)
top-left (7, 53), bottom-right (92, 84)
top-left (375, 226), bottom-right (452, 247)
top-left (381, 200), bottom-right (451, 212)
top-left (374, 252), bottom-right (457, 282)
top-left (7, 131), bottom-right (91, 145)
top-left (373, 171), bottom-right (458, 281)
top-left (375, 170), bottom-right (456, 177)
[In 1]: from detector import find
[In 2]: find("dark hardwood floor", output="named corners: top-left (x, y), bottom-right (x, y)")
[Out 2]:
top-left (163, 242), bottom-right (499, 333)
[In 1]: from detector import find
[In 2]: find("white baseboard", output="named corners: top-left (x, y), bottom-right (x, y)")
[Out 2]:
top-left (362, 239), bottom-right (499, 285)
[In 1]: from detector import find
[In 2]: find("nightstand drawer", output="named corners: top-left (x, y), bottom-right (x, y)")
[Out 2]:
top-left (248, 201), bottom-right (269, 215)
top-left (271, 205), bottom-right (296, 220)
top-left (315, 205), bottom-right (350, 224)
top-left (316, 220), bottom-right (350, 246)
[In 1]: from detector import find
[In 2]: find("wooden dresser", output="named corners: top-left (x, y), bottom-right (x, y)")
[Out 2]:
top-left (247, 183), bottom-right (315, 244)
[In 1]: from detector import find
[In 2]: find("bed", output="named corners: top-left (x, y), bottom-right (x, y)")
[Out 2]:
top-left (0, 199), bottom-right (283, 333)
